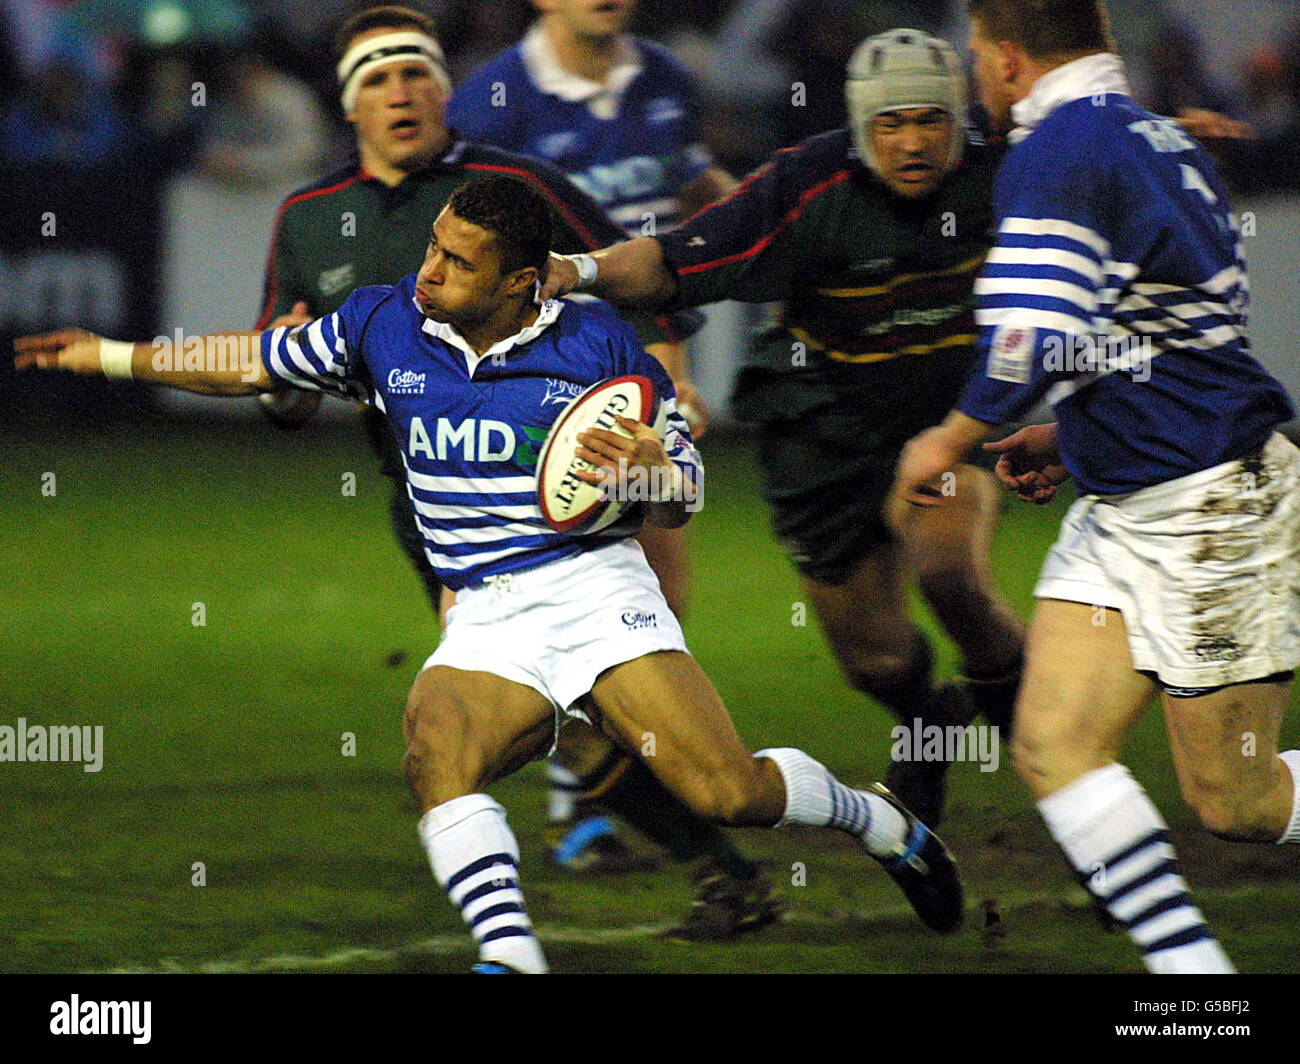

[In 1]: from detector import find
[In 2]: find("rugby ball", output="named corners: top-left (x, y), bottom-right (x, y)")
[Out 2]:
top-left (536, 375), bottom-right (660, 533)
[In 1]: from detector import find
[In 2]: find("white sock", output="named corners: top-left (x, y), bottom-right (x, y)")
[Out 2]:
top-left (755, 747), bottom-right (908, 856)
top-left (1038, 763), bottom-right (1234, 974)
top-left (1277, 751), bottom-right (1300, 844)
top-left (418, 794), bottom-right (547, 974)
top-left (546, 761), bottom-right (581, 823)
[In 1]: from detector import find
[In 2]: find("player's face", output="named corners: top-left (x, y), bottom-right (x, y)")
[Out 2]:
top-left (868, 108), bottom-right (956, 199)
top-left (415, 208), bottom-right (512, 328)
top-left (537, 0), bottom-right (635, 41)
top-left (346, 29), bottom-right (449, 179)
top-left (968, 19), bottom-right (1015, 135)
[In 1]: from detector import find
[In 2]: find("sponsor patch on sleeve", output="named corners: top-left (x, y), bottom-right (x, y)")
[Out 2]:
top-left (986, 324), bottom-right (1036, 384)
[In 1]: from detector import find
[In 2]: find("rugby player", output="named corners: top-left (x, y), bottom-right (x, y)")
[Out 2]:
top-left (259, 4), bottom-right (778, 926)
top-left (16, 175), bottom-right (965, 974)
top-left (893, 0), bottom-right (1300, 973)
top-left (540, 29), bottom-right (1027, 827)
top-left (446, 0), bottom-right (748, 903)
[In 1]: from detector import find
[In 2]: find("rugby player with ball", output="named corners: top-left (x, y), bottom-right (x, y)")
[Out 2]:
top-left (16, 175), bottom-right (964, 974)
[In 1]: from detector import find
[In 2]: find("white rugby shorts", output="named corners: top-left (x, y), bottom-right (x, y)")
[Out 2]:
top-left (1035, 432), bottom-right (1300, 689)
top-left (422, 538), bottom-right (688, 729)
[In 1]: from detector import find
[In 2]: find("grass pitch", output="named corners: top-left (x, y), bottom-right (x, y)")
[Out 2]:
top-left (3, 405), bottom-right (1298, 975)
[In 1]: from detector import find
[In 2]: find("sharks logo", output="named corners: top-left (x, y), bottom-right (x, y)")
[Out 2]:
top-left (542, 378), bottom-right (585, 407)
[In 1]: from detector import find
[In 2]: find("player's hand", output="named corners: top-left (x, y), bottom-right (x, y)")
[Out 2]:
top-left (574, 415), bottom-right (672, 490)
top-left (270, 301), bottom-right (312, 329)
top-left (14, 328), bottom-right (104, 374)
top-left (673, 380), bottom-right (709, 438)
top-left (539, 252), bottom-right (580, 302)
top-left (893, 425), bottom-right (965, 508)
top-left (1175, 107), bottom-right (1253, 144)
top-left (983, 423), bottom-right (1069, 504)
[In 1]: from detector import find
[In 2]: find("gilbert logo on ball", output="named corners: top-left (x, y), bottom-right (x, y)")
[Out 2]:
top-left (536, 375), bottom-right (659, 533)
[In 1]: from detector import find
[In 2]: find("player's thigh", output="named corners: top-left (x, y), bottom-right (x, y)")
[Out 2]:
top-left (404, 665), bottom-right (555, 801)
top-left (1162, 677), bottom-right (1290, 815)
top-left (889, 463), bottom-right (1000, 579)
top-left (589, 650), bottom-right (767, 820)
top-left (1013, 599), bottom-right (1158, 797)
top-left (636, 522), bottom-right (690, 617)
top-left (802, 540), bottom-right (914, 672)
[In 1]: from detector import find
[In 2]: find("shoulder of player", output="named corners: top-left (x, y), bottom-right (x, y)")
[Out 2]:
top-left (1019, 96), bottom-right (1132, 160)
top-left (458, 141), bottom-right (572, 193)
top-left (555, 296), bottom-right (630, 336)
top-left (628, 36), bottom-right (697, 85)
top-left (276, 160), bottom-right (364, 219)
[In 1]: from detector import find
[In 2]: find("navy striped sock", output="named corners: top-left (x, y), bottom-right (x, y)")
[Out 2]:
top-left (419, 794), bottom-right (547, 974)
top-left (756, 747), bottom-right (908, 856)
top-left (1039, 763), bottom-right (1233, 974)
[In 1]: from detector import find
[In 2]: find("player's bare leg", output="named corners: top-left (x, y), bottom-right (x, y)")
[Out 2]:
top-left (403, 665), bottom-right (556, 973)
top-left (891, 464), bottom-right (1026, 731)
top-left (801, 542), bottom-right (966, 825)
top-left (588, 650), bottom-right (965, 932)
top-left (1163, 678), bottom-right (1299, 842)
top-left (544, 523), bottom-right (778, 917)
top-left (1012, 600), bottom-right (1235, 973)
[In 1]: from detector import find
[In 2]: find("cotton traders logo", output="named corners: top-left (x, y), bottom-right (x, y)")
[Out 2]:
top-left (388, 367), bottom-right (426, 394)
top-left (542, 379), bottom-right (584, 407)
top-left (621, 610), bottom-right (658, 630)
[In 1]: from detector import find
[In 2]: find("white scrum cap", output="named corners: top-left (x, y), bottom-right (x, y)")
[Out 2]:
top-left (845, 28), bottom-right (968, 178)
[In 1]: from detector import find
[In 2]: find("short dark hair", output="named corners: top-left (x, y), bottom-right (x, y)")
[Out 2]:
top-left (333, 4), bottom-right (438, 62)
top-left (447, 176), bottom-right (553, 276)
top-left (967, 0), bottom-right (1114, 60)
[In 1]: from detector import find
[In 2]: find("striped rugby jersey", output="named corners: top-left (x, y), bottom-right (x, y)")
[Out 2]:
top-left (958, 54), bottom-right (1293, 496)
top-left (447, 27), bottom-right (712, 234)
top-left (260, 276), bottom-right (701, 591)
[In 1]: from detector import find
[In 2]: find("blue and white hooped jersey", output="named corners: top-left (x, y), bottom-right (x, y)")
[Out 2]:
top-left (958, 56), bottom-right (1293, 496)
top-left (447, 27), bottom-right (712, 234)
top-left (260, 277), bottom-right (701, 590)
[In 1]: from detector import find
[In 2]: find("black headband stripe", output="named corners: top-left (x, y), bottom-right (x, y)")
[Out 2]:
top-left (341, 44), bottom-right (436, 85)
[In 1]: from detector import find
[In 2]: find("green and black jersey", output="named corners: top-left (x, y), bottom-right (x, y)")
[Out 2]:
top-left (256, 137), bottom-right (691, 348)
top-left (657, 127), bottom-right (1000, 449)
top-left (657, 127), bottom-right (1002, 582)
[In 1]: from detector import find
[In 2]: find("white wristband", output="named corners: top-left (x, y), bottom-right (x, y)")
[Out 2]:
top-left (566, 253), bottom-right (598, 289)
top-left (649, 463), bottom-right (685, 504)
top-left (99, 340), bottom-right (135, 380)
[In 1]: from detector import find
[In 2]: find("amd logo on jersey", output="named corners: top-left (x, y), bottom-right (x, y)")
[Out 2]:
top-left (409, 416), bottom-right (516, 462)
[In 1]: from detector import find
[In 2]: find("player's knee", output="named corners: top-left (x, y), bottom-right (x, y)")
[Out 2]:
top-left (402, 686), bottom-right (479, 799)
top-left (1009, 715), bottom-right (1083, 797)
top-left (842, 648), bottom-right (920, 697)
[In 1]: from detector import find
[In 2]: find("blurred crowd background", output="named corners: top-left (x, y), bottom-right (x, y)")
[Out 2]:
top-left (4, 0), bottom-right (1300, 414)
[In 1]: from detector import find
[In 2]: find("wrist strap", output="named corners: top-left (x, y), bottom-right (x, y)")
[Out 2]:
top-left (99, 340), bottom-right (134, 380)
top-left (567, 253), bottom-right (598, 289)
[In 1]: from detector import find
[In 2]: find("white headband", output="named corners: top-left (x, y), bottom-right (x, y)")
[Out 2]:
top-left (337, 31), bottom-right (451, 113)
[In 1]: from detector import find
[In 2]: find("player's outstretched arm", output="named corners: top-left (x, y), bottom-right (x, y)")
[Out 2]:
top-left (542, 237), bottom-right (678, 309)
top-left (14, 328), bottom-right (273, 395)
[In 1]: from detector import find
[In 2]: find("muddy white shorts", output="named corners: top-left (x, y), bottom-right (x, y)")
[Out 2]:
top-left (1035, 432), bottom-right (1300, 689)
top-left (422, 538), bottom-right (688, 726)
